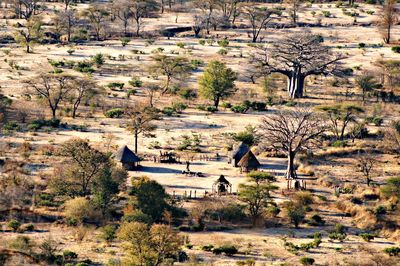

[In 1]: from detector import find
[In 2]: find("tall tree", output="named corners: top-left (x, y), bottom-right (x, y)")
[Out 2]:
top-left (199, 60), bottom-right (236, 110)
top-left (14, 16), bottom-right (43, 53)
top-left (130, 0), bottom-right (159, 37)
top-left (70, 77), bottom-right (98, 119)
top-left (125, 103), bottom-right (159, 153)
top-left (82, 5), bottom-right (109, 41)
top-left (355, 74), bottom-right (381, 102)
top-left (316, 103), bottom-right (364, 140)
top-left (238, 171), bottom-right (277, 226)
top-left (13, 0), bottom-right (41, 20)
top-left (193, 0), bottom-right (219, 34)
top-left (56, 9), bottom-right (77, 43)
top-left (217, 0), bottom-right (239, 26)
top-left (378, 0), bottom-right (398, 44)
top-left (259, 108), bottom-right (326, 179)
top-left (25, 73), bottom-right (74, 119)
top-left (114, 0), bottom-right (133, 36)
top-left (285, 0), bottom-right (304, 25)
top-left (149, 55), bottom-right (191, 94)
top-left (250, 34), bottom-right (345, 98)
top-left (243, 6), bottom-right (280, 43)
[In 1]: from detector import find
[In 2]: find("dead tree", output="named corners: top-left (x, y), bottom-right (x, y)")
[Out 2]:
top-left (357, 153), bottom-right (376, 186)
top-left (243, 5), bottom-right (280, 43)
top-left (378, 0), bottom-right (398, 44)
top-left (250, 33), bottom-right (345, 98)
top-left (259, 108), bottom-right (326, 180)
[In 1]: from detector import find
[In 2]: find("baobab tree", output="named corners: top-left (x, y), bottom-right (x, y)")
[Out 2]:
top-left (251, 33), bottom-right (345, 98)
top-left (243, 5), bottom-right (281, 42)
top-left (259, 108), bottom-right (326, 180)
top-left (378, 0), bottom-right (398, 44)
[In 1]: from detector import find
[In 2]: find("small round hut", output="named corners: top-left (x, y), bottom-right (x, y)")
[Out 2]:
top-left (113, 145), bottom-right (140, 170)
top-left (212, 175), bottom-right (232, 195)
top-left (230, 142), bottom-right (250, 167)
top-left (237, 150), bottom-right (261, 173)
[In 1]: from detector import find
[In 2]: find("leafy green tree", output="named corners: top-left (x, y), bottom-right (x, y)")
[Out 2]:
top-left (284, 200), bottom-right (305, 228)
top-left (199, 60), bottom-right (236, 110)
top-left (316, 103), bottom-right (364, 140)
top-left (118, 222), bottom-right (182, 266)
top-left (82, 5), bottom-right (109, 40)
top-left (129, 176), bottom-right (169, 222)
top-left (14, 16), bottom-right (43, 53)
top-left (238, 171), bottom-right (277, 226)
top-left (233, 125), bottom-right (258, 146)
top-left (149, 55), bottom-right (191, 95)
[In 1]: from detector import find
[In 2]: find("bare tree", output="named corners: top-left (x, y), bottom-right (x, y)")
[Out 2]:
top-left (193, 0), bottom-right (219, 35)
top-left (144, 84), bottom-right (160, 107)
top-left (217, 0), bottom-right (239, 26)
top-left (70, 77), bottom-right (98, 119)
top-left (63, 0), bottom-right (75, 11)
top-left (114, 0), bottom-right (133, 36)
top-left (378, 0), bottom-right (398, 44)
top-left (285, 0), bottom-right (304, 25)
top-left (130, 0), bottom-right (159, 37)
top-left (56, 9), bottom-right (77, 42)
top-left (357, 152), bottom-right (376, 186)
top-left (125, 103), bottom-right (159, 153)
top-left (192, 14), bottom-right (205, 37)
top-left (250, 33), bottom-right (345, 98)
top-left (82, 5), bottom-right (109, 41)
top-left (259, 108), bottom-right (326, 179)
top-left (12, 0), bottom-right (41, 20)
top-left (243, 5), bottom-right (280, 43)
top-left (25, 73), bottom-right (74, 119)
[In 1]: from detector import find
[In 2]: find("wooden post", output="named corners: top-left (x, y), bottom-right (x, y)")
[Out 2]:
top-left (189, 190), bottom-right (192, 199)
top-left (194, 190), bottom-right (196, 199)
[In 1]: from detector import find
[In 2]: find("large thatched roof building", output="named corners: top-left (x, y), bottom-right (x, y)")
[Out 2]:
top-left (238, 150), bottom-right (261, 172)
top-left (113, 145), bottom-right (140, 170)
top-left (230, 142), bottom-right (250, 167)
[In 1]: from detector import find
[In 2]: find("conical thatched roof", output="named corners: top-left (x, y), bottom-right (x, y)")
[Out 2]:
top-left (113, 145), bottom-right (140, 163)
top-left (231, 142), bottom-right (250, 161)
top-left (238, 150), bottom-right (260, 168)
top-left (216, 175), bottom-right (230, 184)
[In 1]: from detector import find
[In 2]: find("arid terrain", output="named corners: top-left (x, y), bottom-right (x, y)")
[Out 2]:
top-left (0, 0), bottom-right (400, 265)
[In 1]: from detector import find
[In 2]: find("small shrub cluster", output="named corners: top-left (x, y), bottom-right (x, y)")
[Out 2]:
top-left (104, 108), bottom-right (124, 118)
top-left (28, 119), bottom-right (61, 131)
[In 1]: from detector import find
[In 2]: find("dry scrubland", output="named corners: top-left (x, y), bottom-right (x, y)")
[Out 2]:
top-left (0, 0), bottom-right (400, 265)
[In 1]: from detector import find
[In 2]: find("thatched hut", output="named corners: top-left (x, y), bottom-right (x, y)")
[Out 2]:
top-left (237, 150), bottom-right (260, 172)
top-left (230, 142), bottom-right (250, 167)
top-left (212, 175), bottom-right (232, 195)
top-left (113, 145), bottom-right (140, 170)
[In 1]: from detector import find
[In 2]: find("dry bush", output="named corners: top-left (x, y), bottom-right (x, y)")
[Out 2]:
top-left (336, 200), bottom-right (378, 229)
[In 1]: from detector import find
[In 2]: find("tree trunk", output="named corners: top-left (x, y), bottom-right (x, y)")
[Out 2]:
top-left (287, 72), bottom-right (305, 98)
top-left (214, 96), bottom-right (220, 110)
top-left (134, 132), bottom-right (138, 153)
top-left (51, 108), bottom-right (57, 120)
top-left (286, 151), bottom-right (297, 179)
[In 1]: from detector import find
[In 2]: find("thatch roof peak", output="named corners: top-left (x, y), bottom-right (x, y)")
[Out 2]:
top-left (113, 145), bottom-right (140, 163)
top-left (238, 150), bottom-right (260, 168)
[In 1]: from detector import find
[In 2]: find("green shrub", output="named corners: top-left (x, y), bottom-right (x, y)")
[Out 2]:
top-left (3, 122), bottom-right (21, 131)
top-left (360, 233), bottom-right (374, 242)
top-left (300, 257), bottom-right (315, 265)
top-left (107, 82), bottom-right (125, 90)
top-left (120, 37), bottom-right (130, 47)
top-left (105, 108), bottom-right (124, 118)
top-left (217, 39), bottom-right (229, 48)
top-left (383, 246), bottom-right (400, 256)
top-left (308, 214), bottom-right (325, 226)
top-left (331, 140), bottom-right (347, 147)
top-left (8, 220), bottom-right (21, 232)
top-left (24, 224), bottom-right (35, 231)
top-left (129, 77), bottom-right (143, 87)
top-left (63, 250), bottom-right (78, 261)
top-left (391, 46), bottom-right (400, 53)
top-left (365, 116), bottom-right (383, 126)
top-left (213, 245), bottom-right (238, 256)
top-left (201, 244), bottom-right (214, 251)
top-left (100, 225), bottom-right (118, 243)
top-left (358, 43), bottom-right (366, 48)
top-left (217, 48), bottom-right (228, 55)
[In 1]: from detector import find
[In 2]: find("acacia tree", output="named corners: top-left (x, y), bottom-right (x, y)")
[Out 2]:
top-left (378, 0), bottom-right (398, 44)
top-left (355, 74), bottom-right (381, 102)
top-left (259, 108), bottom-right (326, 179)
top-left (82, 5), bottom-right (109, 41)
top-left (70, 77), bottom-right (98, 119)
top-left (316, 103), bottom-right (364, 140)
top-left (243, 6), bottom-right (280, 43)
top-left (149, 55), bottom-right (191, 94)
top-left (199, 60), bottom-right (236, 110)
top-left (217, 0), bottom-right (239, 26)
top-left (251, 34), bottom-right (345, 99)
top-left (13, 0), bottom-right (41, 20)
top-left (14, 16), bottom-right (43, 53)
top-left (56, 9), bottom-right (77, 42)
top-left (238, 171), bottom-right (277, 226)
top-left (125, 104), bottom-right (159, 153)
top-left (26, 73), bottom-right (74, 119)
